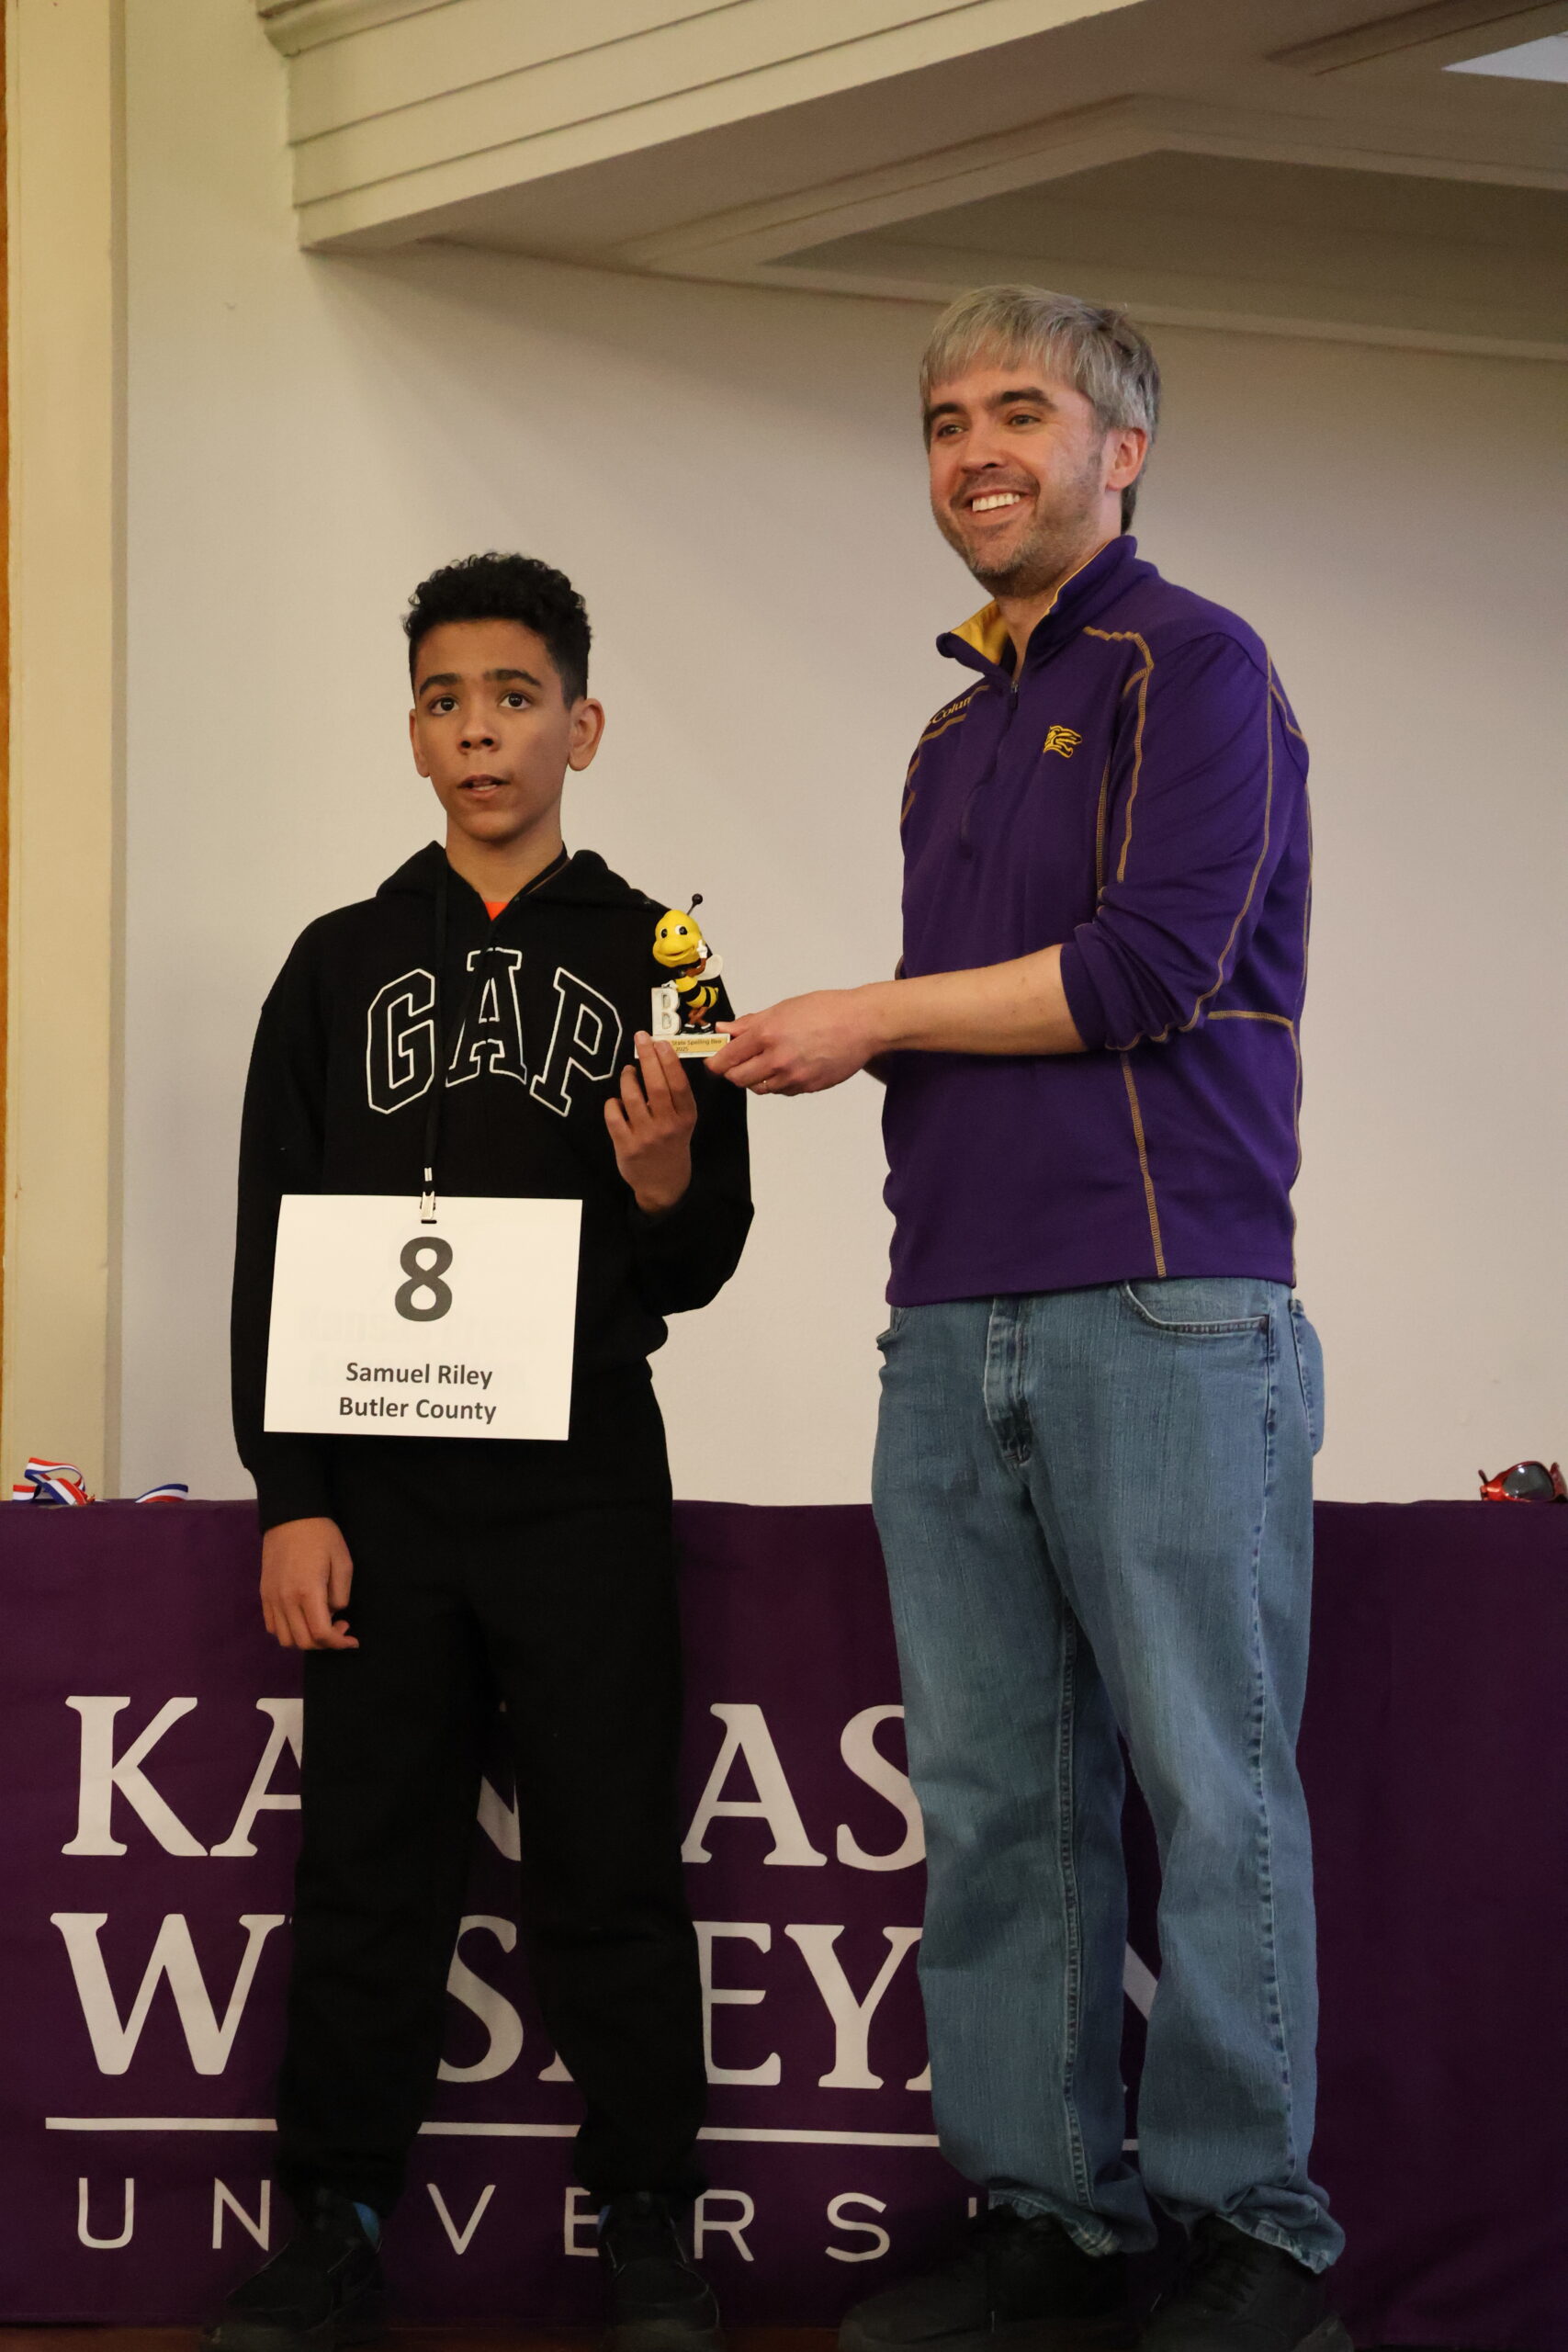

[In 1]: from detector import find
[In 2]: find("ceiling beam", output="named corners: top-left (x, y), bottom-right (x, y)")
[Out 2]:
top-left (1273, 0), bottom-right (1567, 74)
top-left (252, 0), bottom-right (1144, 247)
top-left (609, 89), bottom-right (1567, 282)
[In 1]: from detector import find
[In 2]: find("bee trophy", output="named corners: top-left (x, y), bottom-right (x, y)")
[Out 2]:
top-left (650, 895), bottom-right (728, 1058)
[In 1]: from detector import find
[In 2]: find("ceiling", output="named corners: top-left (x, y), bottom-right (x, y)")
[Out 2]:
top-left (255, 0), bottom-right (1568, 357)
top-left (781, 151), bottom-right (1568, 348)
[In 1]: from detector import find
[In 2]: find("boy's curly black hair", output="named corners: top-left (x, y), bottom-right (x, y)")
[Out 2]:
top-left (403, 553), bottom-right (591, 704)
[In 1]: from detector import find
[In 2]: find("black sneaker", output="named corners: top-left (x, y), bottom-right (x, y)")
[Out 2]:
top-left (840, 2205), bottom-right (1134, 2352)
top-left (598, 2190), bottom-right (723, 2352)
top-left (201, 2187), bottom-right (384, 2352)
top-left (1139, 2219), bottom-right (1351, 2352)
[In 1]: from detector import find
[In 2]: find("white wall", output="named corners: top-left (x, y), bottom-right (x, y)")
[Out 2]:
top-left (117, 0), bottom-right (1567, 1506)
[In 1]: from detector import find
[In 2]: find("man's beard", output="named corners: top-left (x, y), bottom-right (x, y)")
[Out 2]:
top-left (936, 454), bottom-right (1103, 597)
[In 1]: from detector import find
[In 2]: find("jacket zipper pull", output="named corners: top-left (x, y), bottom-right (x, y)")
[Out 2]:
top-left (420, 1167), bottom-right (437, 1225)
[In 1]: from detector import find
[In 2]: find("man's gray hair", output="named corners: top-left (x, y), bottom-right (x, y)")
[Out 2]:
top-left (920, 285), bottom-right (1160, 530)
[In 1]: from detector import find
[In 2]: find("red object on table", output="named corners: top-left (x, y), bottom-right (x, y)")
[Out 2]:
top-left (1479, 1459), bottom-right (1566, 1502)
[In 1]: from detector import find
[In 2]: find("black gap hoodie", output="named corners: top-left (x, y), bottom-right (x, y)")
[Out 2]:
top-left (231, 843), bottom-right (751, 1532)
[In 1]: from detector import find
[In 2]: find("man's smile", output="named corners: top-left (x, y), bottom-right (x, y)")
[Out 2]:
top-left (968, 490), bottom-right (1030, 514)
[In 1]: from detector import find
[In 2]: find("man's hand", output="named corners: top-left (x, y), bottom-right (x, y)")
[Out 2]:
top-left (709, 989), bottom-right (883, 1095)
top-left (711, 952), bottom-right (1086, 1092)
top-left (605, 1034), bottom-right (696, 1214)
top-left (261, 1517), bottom-right (358, 1651)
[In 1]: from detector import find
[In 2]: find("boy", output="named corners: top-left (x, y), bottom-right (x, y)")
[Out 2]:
top-left (217, 553), bottom-right (751, 2352)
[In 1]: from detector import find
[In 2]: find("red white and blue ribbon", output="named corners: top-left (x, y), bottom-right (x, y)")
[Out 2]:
top-left (11, 1459), bottom-right (92, 1505)
top-left (10, 1458), bottom-right (189, 1505)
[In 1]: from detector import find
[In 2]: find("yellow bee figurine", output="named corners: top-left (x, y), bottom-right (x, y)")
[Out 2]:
top-left (651, 895), bottom-right (726, 1053)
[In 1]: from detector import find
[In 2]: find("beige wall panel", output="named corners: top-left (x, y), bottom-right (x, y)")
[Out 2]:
top-left (5, 0), bottom-right (121, 1493)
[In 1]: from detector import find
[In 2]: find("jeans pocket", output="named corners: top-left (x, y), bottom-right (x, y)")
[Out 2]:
top-left (1119, 1277), bottom-right (1274, 1336)
top-left (1290, 1299), bottom-right (1325, 1454)
top-left (875, 1307), bottom-right (907, 1351)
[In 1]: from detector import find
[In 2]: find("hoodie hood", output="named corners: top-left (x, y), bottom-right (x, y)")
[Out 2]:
top-left (377, 842), bottom-right (655, 912)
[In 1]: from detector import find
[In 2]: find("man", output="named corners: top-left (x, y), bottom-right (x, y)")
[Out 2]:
top-left (711, 288), bottom-right (1346, 2352)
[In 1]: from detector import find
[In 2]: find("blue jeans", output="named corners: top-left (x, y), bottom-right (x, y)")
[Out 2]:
top-left (872, 1279), bottom-right (1342, 2271)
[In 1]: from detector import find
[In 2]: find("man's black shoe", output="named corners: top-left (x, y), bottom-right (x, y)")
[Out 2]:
top-left (1139, 2218), bottom-right (1350, 2352)
top-left (598, 2190), bottom-right (723, 2352)
top-left (839, 2205), bottom-right (1134, 2352)
top-left (201, 2187), bottom-right (384, 2352)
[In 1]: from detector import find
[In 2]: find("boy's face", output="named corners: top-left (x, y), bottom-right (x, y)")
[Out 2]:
top-left (408, 617), bottom-right (604, 851)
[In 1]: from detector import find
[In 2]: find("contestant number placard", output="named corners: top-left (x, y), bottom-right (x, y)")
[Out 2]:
top-left (265, 1193), bottom-right (581, 1442)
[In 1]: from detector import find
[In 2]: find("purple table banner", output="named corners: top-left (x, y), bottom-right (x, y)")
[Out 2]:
top-left (0, 1499), bottom-right (1563, 2345)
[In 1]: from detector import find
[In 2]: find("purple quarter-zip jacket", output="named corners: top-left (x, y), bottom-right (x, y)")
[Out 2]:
top-left (883, 533), bottom-right (1311, 1304)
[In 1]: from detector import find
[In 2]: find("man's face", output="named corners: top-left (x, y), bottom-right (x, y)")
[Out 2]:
top-left (925, 360), bottom-right (1132, 599)
top-left (408, 617), bottom-right (604, 849)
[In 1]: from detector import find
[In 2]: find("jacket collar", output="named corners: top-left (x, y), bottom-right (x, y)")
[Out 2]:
top-left (940, 532), bottom-right (1143, 683)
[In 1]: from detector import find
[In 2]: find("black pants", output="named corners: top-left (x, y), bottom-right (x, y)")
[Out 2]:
top-left (275, 1381), bottom-right (705, 2215)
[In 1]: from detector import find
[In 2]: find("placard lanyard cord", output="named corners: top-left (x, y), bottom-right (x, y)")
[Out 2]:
top-left (421, 867), bottom-right (496, 1225)
top-left (419, 870), bottom-right (451, 1222)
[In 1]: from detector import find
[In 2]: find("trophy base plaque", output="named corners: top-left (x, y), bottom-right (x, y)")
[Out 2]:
top-left (651, 978), bottom-right (727, 1058)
